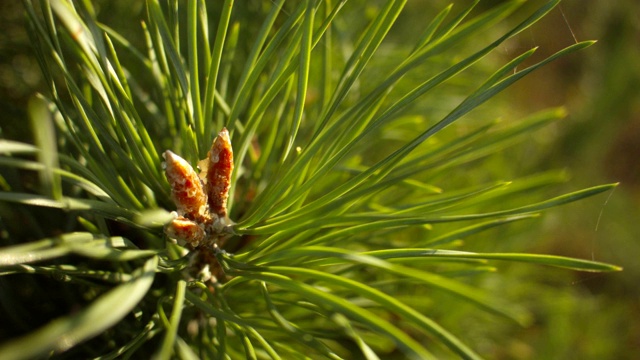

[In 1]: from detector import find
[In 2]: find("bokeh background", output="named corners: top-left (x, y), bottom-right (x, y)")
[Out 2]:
top-left (1, 0), bottom-right (637, 358)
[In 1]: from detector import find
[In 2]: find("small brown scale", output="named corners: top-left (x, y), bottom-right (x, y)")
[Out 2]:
top-left (163, 128), bottom-right (234, 281)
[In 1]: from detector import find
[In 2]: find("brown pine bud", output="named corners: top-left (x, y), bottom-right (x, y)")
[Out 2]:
top-left (200, 128), bottom-right (234, 218)
top-left (165, 215), bottom-right (206, 248)
top-left (163, 150), bottom-right (208, 221)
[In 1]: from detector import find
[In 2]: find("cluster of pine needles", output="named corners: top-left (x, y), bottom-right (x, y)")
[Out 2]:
top-left (0, 1), bottom-right (620, 359)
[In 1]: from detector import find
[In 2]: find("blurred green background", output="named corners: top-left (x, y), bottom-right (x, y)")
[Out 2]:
top-left (393, 1), bottom-right (640, 357)
top-left (0, 0), bottom-right (637, 358)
